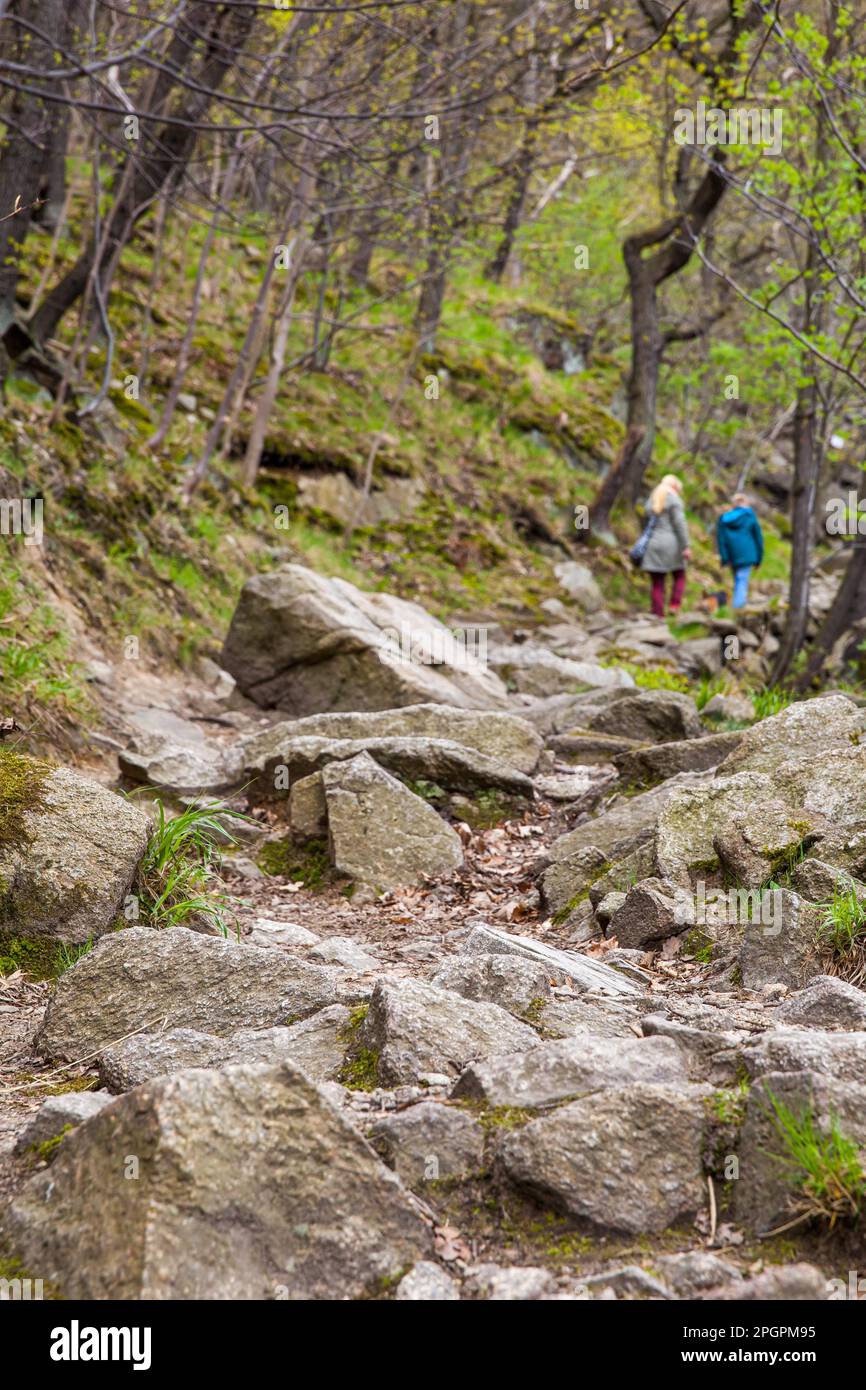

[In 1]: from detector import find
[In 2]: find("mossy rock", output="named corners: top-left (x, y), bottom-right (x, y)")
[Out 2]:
top-left (0, 754), bottom-right (150, 946)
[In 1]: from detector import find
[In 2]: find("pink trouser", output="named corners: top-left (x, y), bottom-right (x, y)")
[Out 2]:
top-left (650, 569), bottom-right (685, 617)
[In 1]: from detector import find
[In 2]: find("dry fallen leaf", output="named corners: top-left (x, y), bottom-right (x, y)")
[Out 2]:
top-left (435, 1223), bottom-right (471, 1263)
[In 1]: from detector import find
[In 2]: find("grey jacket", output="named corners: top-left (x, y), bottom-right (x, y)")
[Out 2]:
top-left (640, 493), bottom-right (689, 573)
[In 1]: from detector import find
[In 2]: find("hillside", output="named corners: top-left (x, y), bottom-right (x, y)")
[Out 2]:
top-left (2, 0), bottom-right (866, 1329)
top-left (0, 251), bottom-right (805, 762)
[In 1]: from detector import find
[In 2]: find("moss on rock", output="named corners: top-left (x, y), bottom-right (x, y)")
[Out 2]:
top-left (0, 933), bottom-right (73, 980)
top-left (0, 747), bottom-right (50, 853)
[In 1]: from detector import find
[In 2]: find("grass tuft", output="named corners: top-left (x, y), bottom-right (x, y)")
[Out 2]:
top-left (750, 686), bottom-right (793, 721)
top-left (764, 1089), bottom-right (866, 1229)
top-left (135, 797), bottom-right (245, 934)
top-left (815, 885), bottom-right (866, 985)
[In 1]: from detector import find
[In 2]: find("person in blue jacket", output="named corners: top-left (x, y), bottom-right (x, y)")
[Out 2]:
top-left (716, 492), bottom-right (763, 608)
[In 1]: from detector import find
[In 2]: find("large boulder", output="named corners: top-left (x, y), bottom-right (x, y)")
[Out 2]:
top-left (118, 739), bottom-right (233, 798)
top-left (705, 1264), bottom-right (830, 1301)
top-left (2, 1062), bottom-right (430, 1298)
top-left (396, 1263), bottom-right (460, 1301)
top-left (13, 1091), bottom-right (114, 1155)
top-left (774, 744), bottom-right (866, 825)
top-left (614, 730), bottom-right (743, 786)
top-left (607, 877), bottom-right (695, 948)
top-left (719, 694), bottom-right (866, 776)
top-left (368, 1102), bottom-right (485, 1185)
top-left (776, 976), bottom-right (866, 1031)
top-left (355, 977), bottom-right (539, 1086)
top-left (640, 1014), bottom-right (745, 1085)
top-left (37, 926), bottom-right (346, 1062)
top-left (248, 734), bottom-right (533, 799)
top-left (738, 890), bottom-right (821, 991)
top-left (653, 773), bottom-right (808, 889)
top-left (536, 994), bottom-right (644, 1040)
top-left (322, 752), bottom-right (463, 889)
top-left (743, 1028), bottom-right (866, 1085)
top-left (674, 636), bottom-right (723, 678)
top-left (547, 731), bottom-right (642, 765)
top-left (289, 772), bottom-right (328, 840)
top-left (498, 1083), bottom-right (709, 1234)
top-left (533, 765), bottom-right (617, 805)
top-left (221, 564), bottom-right (508, 713)
top-left (464, 1263), bottom-right (557, 1300)
top-left (429, 953), bottom-right (553, 1018)
top-left (99, 1027), bottom-right (226, 1090)
top-left (553, 560), bottom-right (605, 612)
top-left (789, 858), bottom-right (866, 904)
top-left (702, 691), bottom-right (755, 723)
top-left (515, 688), bottom-right (634, 736)
top-left (239, 704), bottom-right (542, 776)
top-left (0, 750), bottom-right (149, 945)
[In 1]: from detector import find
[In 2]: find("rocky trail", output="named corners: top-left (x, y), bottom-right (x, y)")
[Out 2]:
top-left (1, 561), bottom-right (865, 1302)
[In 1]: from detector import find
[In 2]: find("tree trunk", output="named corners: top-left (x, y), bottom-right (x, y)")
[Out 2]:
top-left (771, 96), bottom-right (829, 686)
top-left (349, 150), bottom-right (399, 287)
top-left (242, 245), bottom-right (307, 488)
top-left (587, 426), bottom-right (646, 535)
top-left (588, 156), bottom-right (727, 528)
top-left (770, 376), bottom-right (820, 683)
top-left (150, 155), bottom-right (243, 450)
top-left (798, 543), bottom-right (866, 688)
top-left (621, 249), bottom-right (662, 506)
top-left (32, 99), bottom-right (70, 231)
top-left (486, 125), bottom-right (537, 283)
top-left (415, 257), bottom-right (448, 354)
top-left (414, 138), bottom-right (451, 352)
top-left (0, 0), bottom-right (73, 343)
top-left (27, 1), bottom-right (254, 347)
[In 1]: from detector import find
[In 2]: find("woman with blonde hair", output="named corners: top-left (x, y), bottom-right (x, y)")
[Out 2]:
top-left (639, 474), bottom-right (691, 617)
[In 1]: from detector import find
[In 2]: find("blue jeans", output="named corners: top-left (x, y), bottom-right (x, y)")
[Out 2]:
top-left (732, 565), bottom-right (751, 608)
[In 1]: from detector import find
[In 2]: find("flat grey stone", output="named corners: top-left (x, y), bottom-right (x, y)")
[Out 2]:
top-left (451, 1034), bottom-right (688, 1108)
top-left (98, 1007), bottom-right (353, 1091)
top-left (309, 937), bottom-right (380, 971)
top-left (463, 922), bottom-right (639, 997)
